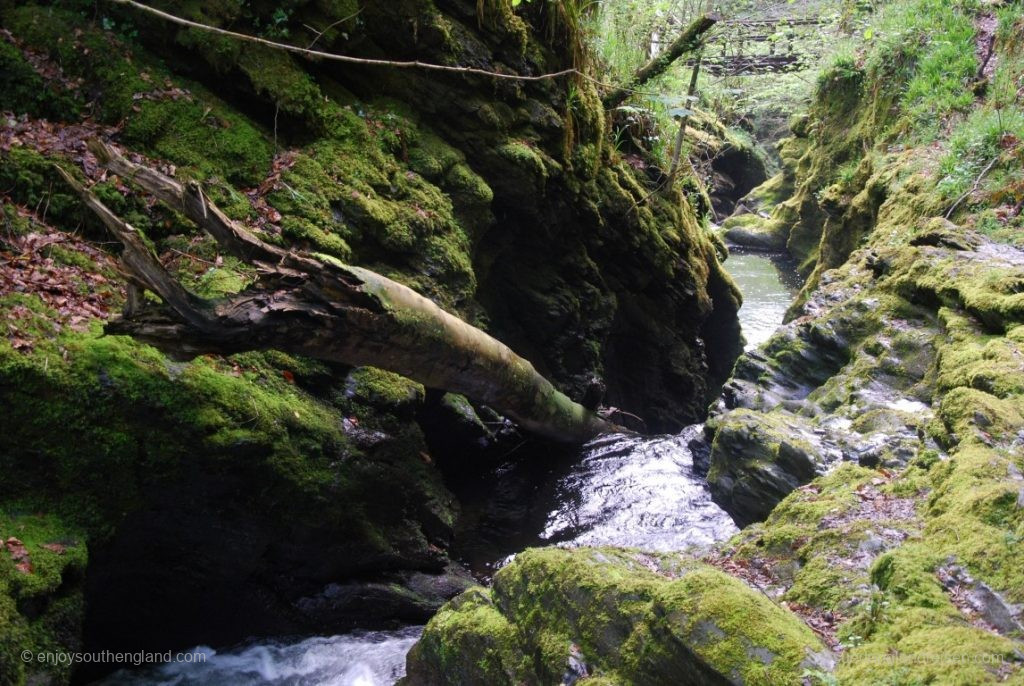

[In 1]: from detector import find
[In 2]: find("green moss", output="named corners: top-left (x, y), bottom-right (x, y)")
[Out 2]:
top-left (935, 387), bottom-right (1024, 445)
top-left (5, 6), bottom-right (273, 185)
top-left (728, 464), bottom-right (907, 613)
top-left (410, 547), bottom-right (832, 684)
top-left (280, 216), bottom-right (353, 260)
top-left (122, 98), bottom-right (272, 185)
top-left (497, 140), bottom-right (549, 185)
top-left (444, 163), bottom-right (494, 207)
top-left (924, 445), bottom-right (1024, 603)
top-left (0, 299), bottom-right (451, 542)
top-left (232, 45), bottom-right (324, 120)
top-left (837, 616), bottom-right (1019, 684)
top-left (836, 542), bottom-right (1020, 683)
top-left (408, 131), bottom-right (464, 182)
top-left (345, 367), bottom-right (425, 411)
top-left (0, 39), bottom-right (80, 121)
top-left (0, 512), bottom-right (86, 686)
top-left (936, 311), bottom-right (1024, 398)
top-left (721, 213), bottom-right (768, 231)
top-left (651, 568), bottom-right (829, 684)
top-left (738, 171), bottom-right (792, 214)
top-left (184, 260), bottom-right (253, 298)
top-left (264, 115), bottom-right (478, 310)
top-left (0, 148), bottom-right (85, 230)
top-left (403, 587), bottom-right (524, 685)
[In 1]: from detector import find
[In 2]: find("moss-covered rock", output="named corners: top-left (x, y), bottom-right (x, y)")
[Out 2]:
top-left (0, 308), bottom-right (462, 660)
top-left (684, 110), bottom-right (772, 217)
top-left (720, 213), bottom-right (788, 251)
top-left (706, 410), bottom-right (825, 527)
top-left (403, 547), bottom-right (834, 685)
top-left (0, 513), bottom-right (86, 686)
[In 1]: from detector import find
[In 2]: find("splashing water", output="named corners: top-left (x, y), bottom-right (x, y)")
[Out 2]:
top-left (539, 427), bottom-right (738, 550)
top-left (98, 628), bottom-right (422, 686)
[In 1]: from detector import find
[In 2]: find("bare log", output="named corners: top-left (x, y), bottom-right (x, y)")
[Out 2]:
top-left (602, 14), bottom-right (719, 109)
top-left (56, 143), bottom-right (616, 443)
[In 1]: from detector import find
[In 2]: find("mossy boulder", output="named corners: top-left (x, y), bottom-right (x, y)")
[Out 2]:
top-left (720, 213), bottom-right (788, 251)
top-left (734, 165), bottom-right (795, 216)
top-left (403, 547), bottom-right (834, 685)
top-left (0, 293), bottom-right (462, 678)
top-left (707, 410), bottom-right (824, 527)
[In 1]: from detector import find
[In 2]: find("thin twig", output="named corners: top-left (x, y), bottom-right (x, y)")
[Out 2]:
top-left (303, 7), bottom-right (362, 49)
top-left (166, 248), bottom-right (218, 266)
top-left (945, 156), bottom-right (999, 219)
top-left (109, 0), bottom-right (577, 82)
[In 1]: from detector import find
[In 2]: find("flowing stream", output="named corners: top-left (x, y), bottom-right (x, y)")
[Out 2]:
top-left (728, 248), bottom-right (803, 349)
top-left (98, 251), bottom-right (799, 686)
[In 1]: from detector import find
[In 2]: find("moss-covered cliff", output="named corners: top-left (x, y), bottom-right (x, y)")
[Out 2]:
top-left (0, 0), bottom-right (740, 682)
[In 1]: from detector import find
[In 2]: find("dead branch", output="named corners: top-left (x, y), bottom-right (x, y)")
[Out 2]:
top-left (59, 142), bottom-right (617, 443)
top-left (602, 14), bottom-right (719, 109)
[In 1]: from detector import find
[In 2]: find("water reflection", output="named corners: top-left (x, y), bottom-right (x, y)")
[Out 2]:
top-left (727, 249), bottom-right (802, 349)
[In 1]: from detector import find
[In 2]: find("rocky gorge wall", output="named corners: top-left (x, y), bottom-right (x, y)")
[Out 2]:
top-left (0, 0), bottom-right (742, 683)
top-left (405, 1), bottom-right (1024, 683)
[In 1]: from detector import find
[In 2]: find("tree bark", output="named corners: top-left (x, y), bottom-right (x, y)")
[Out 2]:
top-left (57, 141), bottom-right (616, 443)
top-left (602, 14), bottom-right (719, 109)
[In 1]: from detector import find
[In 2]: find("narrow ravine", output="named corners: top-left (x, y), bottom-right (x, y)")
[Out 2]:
top-left (7, 2), bottom-right (1024, 683)
top-left (100, 251), bottom-right (800, 686)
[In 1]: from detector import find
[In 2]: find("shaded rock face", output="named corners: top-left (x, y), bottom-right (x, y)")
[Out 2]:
top-left (402, 548), bottom-right (833, 686)
top-left (143, 0), bottom-right (742, 431)
top-left (79, 465), bottom-right (472, 679)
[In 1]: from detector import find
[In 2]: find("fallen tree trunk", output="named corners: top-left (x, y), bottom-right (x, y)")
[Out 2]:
top-left (57, 140), bottom-right (616, 443)
top-left (602, 14), bottom-right (719, 109)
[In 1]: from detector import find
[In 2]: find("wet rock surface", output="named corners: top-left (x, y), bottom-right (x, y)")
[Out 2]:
top-left (705, 267), bottom-right (943, 525)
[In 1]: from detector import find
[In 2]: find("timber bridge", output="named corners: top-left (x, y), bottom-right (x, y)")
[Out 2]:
top-left (651, 16), bottom-right (832, 76)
